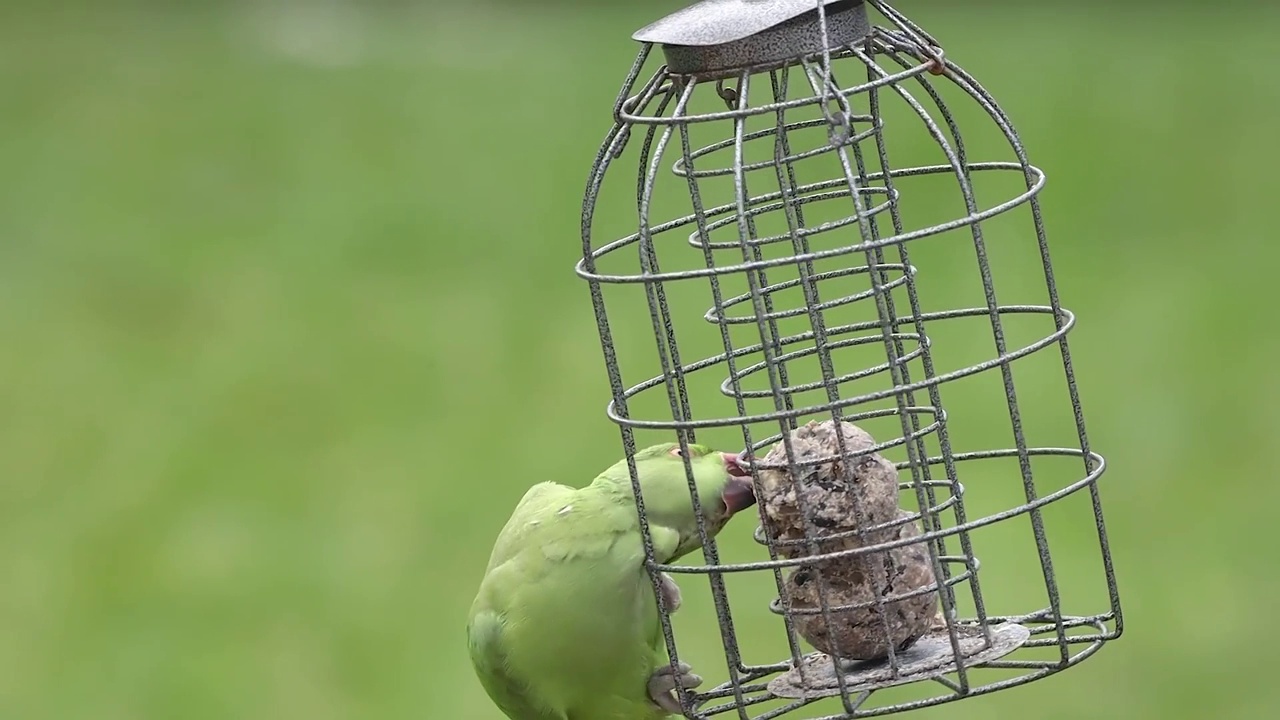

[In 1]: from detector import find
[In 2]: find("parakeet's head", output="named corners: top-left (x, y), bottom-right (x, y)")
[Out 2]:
top-left (604, 442), bottom-right (757, 562)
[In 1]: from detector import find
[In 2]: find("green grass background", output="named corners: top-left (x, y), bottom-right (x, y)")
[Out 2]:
top-left (1, 1), bottom-right (1276, 718)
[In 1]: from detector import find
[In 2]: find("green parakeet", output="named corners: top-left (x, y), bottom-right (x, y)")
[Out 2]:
top-left (466, 442), bottom-right (757, 720)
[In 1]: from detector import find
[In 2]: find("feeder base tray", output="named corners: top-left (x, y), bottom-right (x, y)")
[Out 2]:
top-left (768, 622), bottom-right (1031, 700)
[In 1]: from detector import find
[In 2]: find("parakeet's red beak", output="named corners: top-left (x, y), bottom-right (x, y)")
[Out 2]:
top-left (720, 452), bottom-right (756, 514)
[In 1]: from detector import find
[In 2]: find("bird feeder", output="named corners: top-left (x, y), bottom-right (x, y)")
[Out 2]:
top-left (576, 1), bottom-right (1124, 717)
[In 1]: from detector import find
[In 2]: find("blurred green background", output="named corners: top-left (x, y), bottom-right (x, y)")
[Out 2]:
top-left (1, 0), bottom-right (1277, 718)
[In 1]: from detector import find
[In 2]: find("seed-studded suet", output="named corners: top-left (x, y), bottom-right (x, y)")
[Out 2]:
top-left (756, 420), bottom-right (939, 661)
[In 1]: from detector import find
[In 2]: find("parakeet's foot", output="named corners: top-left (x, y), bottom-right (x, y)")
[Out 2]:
top-left (647, 662), bottom-right (703, 715)
top-left (658, 572), bottom-right (682, 613)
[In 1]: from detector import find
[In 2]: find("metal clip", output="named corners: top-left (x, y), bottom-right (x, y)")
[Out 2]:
top-left (716, 78), bottom-right (740, 110)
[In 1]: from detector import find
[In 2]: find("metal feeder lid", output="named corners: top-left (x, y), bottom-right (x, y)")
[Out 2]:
top-left (632, 0), bottom-right (868, 77)
top-left (633, 0), bottom-right (848, 46)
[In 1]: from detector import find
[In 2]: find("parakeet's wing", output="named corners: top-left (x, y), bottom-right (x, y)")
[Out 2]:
top-left (468, 481), bottom-right (684, 720)
top-left (469, 482), bottom-right (577, 720)
top-left (467, 609), bottom-right (566, 720)
top-left (481, 481), bottom-right (576, 573)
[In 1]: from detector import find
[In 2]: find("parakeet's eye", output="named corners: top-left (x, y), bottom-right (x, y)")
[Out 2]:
top-left (669, 447), bottom-right (683, 457)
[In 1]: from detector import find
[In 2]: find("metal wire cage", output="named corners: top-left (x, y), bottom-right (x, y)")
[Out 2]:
top-left (576, 1), bottom-right (1123, 718)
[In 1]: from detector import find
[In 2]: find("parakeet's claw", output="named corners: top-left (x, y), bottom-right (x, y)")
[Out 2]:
top-left (658, 572), bottom-right (682, 613)
top-left (647, 662), bottom-right (703, 715)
